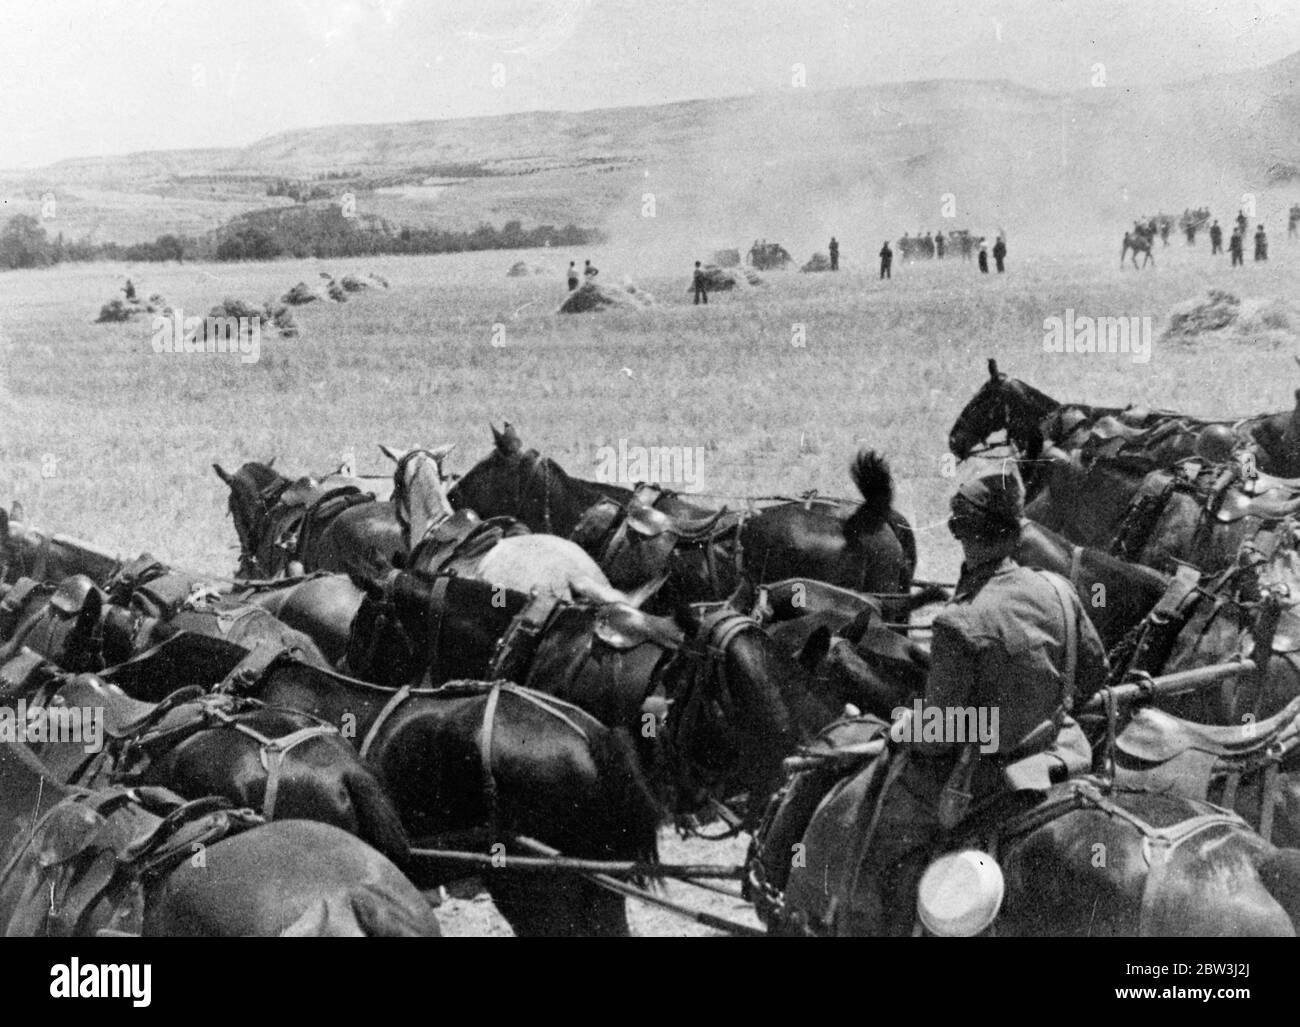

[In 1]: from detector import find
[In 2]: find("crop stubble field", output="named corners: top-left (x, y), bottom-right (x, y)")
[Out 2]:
top-left (2, 241), bottom-right (1298, 934)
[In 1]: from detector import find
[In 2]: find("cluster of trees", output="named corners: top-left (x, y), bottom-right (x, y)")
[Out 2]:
top-left (0, 215), bottom-right (189, 269)
top-left (266, 178), bottom-right (336, 202)
top-left (0, 207), bottom-right (603, 270)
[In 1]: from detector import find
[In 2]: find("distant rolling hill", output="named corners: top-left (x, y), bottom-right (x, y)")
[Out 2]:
top-left (3, 51), bottom-right (1300, 261)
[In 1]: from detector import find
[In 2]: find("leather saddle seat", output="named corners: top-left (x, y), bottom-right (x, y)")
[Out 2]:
top-left (412, 511), bottom-right (528, 574)
top-left (1117, 693), bottom-right (1300, 765)
top-left (591, 602), bottom-right (685, 652)
top-left (6, 785), bottom-right (259, 936)
top-left (51, 673), bottom-right (172, 740)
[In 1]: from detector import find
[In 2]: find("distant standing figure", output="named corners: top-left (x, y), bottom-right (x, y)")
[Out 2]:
top-left (878, 241), bottom-right (892, 280)
top-left (584, 259), bottom-right (599, 280)
top-left (1236, 210), bottom-right (1248, 237)
top-left (1255, 225), bottom-right (1268, 262)
top-left (828, 236), bottom-right (839, 271)
top-left (1209, 220), bottom-right (1222, 255)
top-left (692, 261), bottom-right (709, 304)
top-left (935, 232), bottom-right (946, 259)
top-left (992, 236), bottom-right (1006, 273)
top-left (1289, 205), bottom-right (1300, 238)
top-left (977, 239), bottom-right (989, 273)
top-left (567, 261), bottom-right (579, 290)
top-left (123, 279), bottom-right (136, 301)
top-left (1229, 229), bottom-right (1244, 267)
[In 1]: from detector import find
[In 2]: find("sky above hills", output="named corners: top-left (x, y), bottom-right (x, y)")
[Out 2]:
top-left (3, 0), bottom-right (1300, 168)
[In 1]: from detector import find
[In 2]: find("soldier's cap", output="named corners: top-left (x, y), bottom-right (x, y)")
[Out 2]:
top-left (950, 461), bottom-right (1024, 530)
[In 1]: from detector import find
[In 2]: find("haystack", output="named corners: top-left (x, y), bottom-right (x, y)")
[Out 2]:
top-left (95, 299), bottom-right (137, 323)
top-left (712, 248), bottom-right (741, 268)
top-left (506, 261), bottom-right (530, 278)
top-left (559, 279), bottom-right (655, 314)
top-left (340, 275), bottom-right (370, 292)
top-left (801, 252), bottom-right (833, 273)
top-left (282, 281), bottom-right (319, 305)
top-left (1163, 290), bottom-right (1296, 346)
top-left (687, 265), bottom-right (764, 293)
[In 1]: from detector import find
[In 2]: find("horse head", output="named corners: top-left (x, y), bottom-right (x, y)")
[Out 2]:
top-left (213, 459), bottom-right (291, 576)
top-left (379, 444), bottom-right (456, 548)
top-left (659, 580), bottom-right (839, 828)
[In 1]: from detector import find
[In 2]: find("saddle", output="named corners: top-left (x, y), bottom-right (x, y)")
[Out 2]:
top-left (412, 512), bottom-right (529, 576)
top-left (100, 631), bottom-right (250, 702)
top-left (50, 673), bottom-right (198, 741)
top-left (1117, 694), bottom-right (1300, 765)
top-left (573, 486), bottom-right (735, 590)
top-left (591, 602), bottom-right (686, 652)
top-left (2, 786), bottom-right (261, 936)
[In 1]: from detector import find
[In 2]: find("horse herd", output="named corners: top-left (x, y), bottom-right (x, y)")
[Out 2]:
top-left (8, 373), bottom-right (1300, 936)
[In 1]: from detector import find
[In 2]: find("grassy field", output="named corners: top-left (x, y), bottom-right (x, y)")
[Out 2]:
top-left (3, 239), bottom-right (1298, 934)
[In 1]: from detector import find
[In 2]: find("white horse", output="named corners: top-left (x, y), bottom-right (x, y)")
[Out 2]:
top-left (380, 445), bottom-right (639, 604)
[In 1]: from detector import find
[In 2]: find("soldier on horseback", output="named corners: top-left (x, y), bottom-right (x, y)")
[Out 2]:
top-left (862, 465), bottom-right (1107, 935)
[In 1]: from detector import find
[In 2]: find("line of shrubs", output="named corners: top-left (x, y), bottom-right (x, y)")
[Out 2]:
top-left (1, 207), bottom-right (604, 270)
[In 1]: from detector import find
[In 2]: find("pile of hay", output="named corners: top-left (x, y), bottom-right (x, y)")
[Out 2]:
top-left (95, 299), bottom-right (136, 323)
top-left (94, 289), bottom-right (169, 323)
top-left (559, 279), bottom-right (655, 314)
top-left (282, 281), bottom-right (319, 305)
top-left (205, 297), bottom-right (298, 337)
top-left (712, 248), bottom-right (741, 268)
top-left (687, 265), bottom-right (764, 293)
top-left (1164, 290), bottom-right (1296, 346)
top-left (801, 252), bottom-right (833, 273)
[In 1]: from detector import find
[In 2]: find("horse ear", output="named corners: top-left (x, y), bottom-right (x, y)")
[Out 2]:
top-left (10, 501), bottom-right (24, 523)
top-left (987, 358), bottom-right (1000, 379)
top-left (378, 444), bottom-right (405, 464)
top-left (267, 456), bottom-right (276, 469)
top-left (797, 626), bottom-right (832, 672)
top-left (428, 443), bottom-right (456, 466)
top-left (212, 463), bottom-right (234, 486)
top-left (495, 424), bottom-right (521, 455)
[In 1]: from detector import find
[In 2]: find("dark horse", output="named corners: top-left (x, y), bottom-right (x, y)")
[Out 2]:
top-left (240, 663), bottom-right (665, 937)
top-left (0, 743), bottom-right (440, 936)
top-left (948, 359), bottom-right (1300, 522)
top-left (446, 423), bottom-right (920, 617)
top-left (347, 568), bottom-right (841, 827)
top-left (0, 590), bottom-right (411, 865)
top-left (756, 736), bottom-right (1300, 936)
top-left (213, 459), bottom-right (404, 579)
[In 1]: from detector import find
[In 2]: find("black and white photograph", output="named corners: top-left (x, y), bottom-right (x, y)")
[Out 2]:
top-left (1, 0), bottom-right (1298, 987)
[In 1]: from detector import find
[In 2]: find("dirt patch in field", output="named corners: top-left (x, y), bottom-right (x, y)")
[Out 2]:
top-left (430, 828), bottom-right (758, 937)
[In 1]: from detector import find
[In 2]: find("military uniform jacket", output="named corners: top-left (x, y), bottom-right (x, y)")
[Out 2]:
top-left (917, 556), bottom-right (1107, 767)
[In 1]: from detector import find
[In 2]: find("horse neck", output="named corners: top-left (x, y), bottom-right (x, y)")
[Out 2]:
top-left (523, 456), bottom-right (614, 533)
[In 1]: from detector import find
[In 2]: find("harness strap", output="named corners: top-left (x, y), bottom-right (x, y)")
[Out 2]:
top-left (360, 683), bottom-right (413, 760)
top-left (215, 640), bottom-right (287, 694)
top-left (479, 682), bottom-right (503, 844)
top-left (425, 575), bottom-right (453, 672)
top-left (250, 722), bottom-right (337, 820)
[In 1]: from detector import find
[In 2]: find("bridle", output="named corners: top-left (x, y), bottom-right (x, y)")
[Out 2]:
top-left (391, 449), bottom-right (457, 544)
top-left (230, 473), bottom-right (291, 577)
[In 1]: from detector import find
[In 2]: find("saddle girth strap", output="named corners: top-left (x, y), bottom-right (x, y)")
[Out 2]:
top-left (359, 683), bottom-right (413, 760)
top-left (488, 592), bottom-right (562, 685)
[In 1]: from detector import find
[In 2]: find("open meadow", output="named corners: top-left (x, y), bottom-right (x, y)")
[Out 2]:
top-left (3, 239), bottom-right (1299, 933)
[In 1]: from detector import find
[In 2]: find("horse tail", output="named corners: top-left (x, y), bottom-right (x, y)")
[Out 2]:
top-left (845, 448), bottom-right (894, 538)
top-left (585, 725), bottom-right (665, 888)
top-left (341, 766), bottom-right (413, 869)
